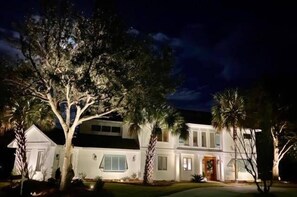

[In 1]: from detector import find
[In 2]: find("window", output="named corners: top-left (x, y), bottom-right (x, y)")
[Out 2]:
top-left (157, 130), bottom-right (169, 142)
top-left (210, 133), bottom-right (215, 148)
top-left (215, 134), bottom-right (221, 148)
top-left (227, 159), bottom-right (255, 172)
top-left (158, 156), bottom-right (167, 170)
top-left (91, 125), bottom-right (101, 131)
top-left (111, 126), bottom-right (121, 133)
top-left (183, 158), bottom-right (192, 171)
top-left (193, 131), bottom-right (198, 146)
top-left (201, 132), bottom-right (206, 147)
top-left (91, 124), bottom-right (121, 135)
top-left (243, 133), bottom-right (251, 139)
top-left (100, 155), bottom-right (127, 172)
top-left (36, 151), bottom-right (44, 171)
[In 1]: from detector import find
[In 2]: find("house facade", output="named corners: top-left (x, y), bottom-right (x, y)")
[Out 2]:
top-left (8, 110), bottom-right (254, 182)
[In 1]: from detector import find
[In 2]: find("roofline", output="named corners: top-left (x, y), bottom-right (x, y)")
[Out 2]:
top-left (7, 124), bottom-right (57, 148)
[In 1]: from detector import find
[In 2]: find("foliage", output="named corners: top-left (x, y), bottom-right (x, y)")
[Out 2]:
top-left (4, 0), bottom-right (177, 191)
top-left (191, 174), bottom-right (205, 183)
top-left (244, 78), bottom-right (297, 180)
top-left (71, 178), bottom-right (85, 188)
top-left (211, 89), bottom-right (246, 131)
top-left (211, 89), bottom-right (246, 182)
top-left (94, 176), bottom-right (105, 192)
top-left (127, 104), bottom-right (188, 184)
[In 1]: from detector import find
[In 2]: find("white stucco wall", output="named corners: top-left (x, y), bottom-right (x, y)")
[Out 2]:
top-left (74, 147), bottom-right (140, 180)
top-left (8, 125), bottom-right (57, 181)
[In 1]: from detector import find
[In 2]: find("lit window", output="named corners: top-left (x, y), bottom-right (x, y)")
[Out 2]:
top-left (210, 133), bottom-right (215, 148)
top-left (201, 132), bottom-right (206, 147)
top-left (36, 151), bottom-right (44, 171)
top-left (215, 134), bottom-right (221, 148)
top-left (158, 156), bottom-right (167, 171)
top-left (183, 158), bottom-right (192, 171)
top-left (193, 131), bottom-right (198, 146)
top-left (100, 155), bottom-right (127, 172)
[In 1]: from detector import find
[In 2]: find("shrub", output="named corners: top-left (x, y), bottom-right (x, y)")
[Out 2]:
top-left (191, 174), bottom-right (205, 183)
top-left (71, 179), bottom-right (85, 187)
top-left (94, 177), bottom-right (104, 192)
top-left (47, 177), bottom-right (57, 187)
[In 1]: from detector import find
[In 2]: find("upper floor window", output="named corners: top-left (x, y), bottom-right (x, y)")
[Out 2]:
top-left (91, 124), bottom-right (121, 135)
top-left (215, 134), bottom-right (221, 148)
top-left (179, 136), bottom-right (189, 146)
top-left (210, 133), bottom-right (215, 148)
top-left (157, 130), bottom-right (169, 142)
top-left (193, 131), bottom-right (198, 146)
top-left (201, 132), bottom-right (207, 147)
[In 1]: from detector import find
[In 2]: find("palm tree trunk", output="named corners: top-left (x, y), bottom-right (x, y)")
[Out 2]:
top-left (59, 134), bottom-right (73, 191)
top-left (233, 126), bottom-right (238, 182)
top-left (143, 132), bottom-right (157, 184)
top-left (14, 121), bottom-right (29, 179)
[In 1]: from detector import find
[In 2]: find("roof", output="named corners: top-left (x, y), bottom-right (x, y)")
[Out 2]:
top-left (178, 109), bottom-right (212, 125)
top-left (45, 128), bottom-right (139, 150)
top-left (73, 134), bottom-right (139, 149)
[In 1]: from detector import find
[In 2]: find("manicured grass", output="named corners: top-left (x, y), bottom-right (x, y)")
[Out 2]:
top-left (0, 182), bottom-right (10, 188)
top-left (103, 182), bottom-right (225, 197)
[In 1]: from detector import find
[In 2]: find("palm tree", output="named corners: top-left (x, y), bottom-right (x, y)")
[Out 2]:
top-left (0, 97), bottom-right (54, 195)
top-left (211, 89), bottom-right (246, 182)
top-left (126, 105), bottom-right (189, 184)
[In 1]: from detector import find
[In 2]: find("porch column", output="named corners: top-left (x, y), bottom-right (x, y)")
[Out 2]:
top-left (175, 153), bottom-right (180, 181)
top-left (219, 156), bottom-right (224, 181)
top-left (198, 155), bottom-right (203, 175)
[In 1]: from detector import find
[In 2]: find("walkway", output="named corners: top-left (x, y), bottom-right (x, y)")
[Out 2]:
top-left (164, 184), bottom-right (297, 197)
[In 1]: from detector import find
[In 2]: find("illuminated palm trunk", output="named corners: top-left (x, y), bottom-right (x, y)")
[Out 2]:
top-left (143, 132), bottom-right (157, 184)
top-left (14, 121), bottom-right (29, 179)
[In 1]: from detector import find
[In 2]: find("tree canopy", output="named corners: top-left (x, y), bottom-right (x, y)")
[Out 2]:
top-left (3, 1), bottom-right (177, 190)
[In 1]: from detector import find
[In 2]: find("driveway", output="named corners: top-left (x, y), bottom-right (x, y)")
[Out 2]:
top-left (163, 185), bottom-right (297, 197)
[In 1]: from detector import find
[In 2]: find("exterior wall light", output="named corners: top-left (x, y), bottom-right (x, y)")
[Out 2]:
top-left (92, 153), bottom-right (97, 160)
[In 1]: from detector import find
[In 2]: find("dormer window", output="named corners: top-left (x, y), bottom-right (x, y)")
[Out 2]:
top-left (91, 124), bottom-right (121, 136)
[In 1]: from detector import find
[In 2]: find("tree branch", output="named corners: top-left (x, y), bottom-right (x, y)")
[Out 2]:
top-left (46, 93), bottom-right (67, 137)
top-left (78, 108), bottom-right (119, 125)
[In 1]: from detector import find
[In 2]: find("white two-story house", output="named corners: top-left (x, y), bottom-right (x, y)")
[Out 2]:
top-left (8, 110), bottom-right (254, 181)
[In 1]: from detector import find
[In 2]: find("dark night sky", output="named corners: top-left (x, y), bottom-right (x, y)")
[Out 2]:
top-left (1, 0), bottom-right (297, 111)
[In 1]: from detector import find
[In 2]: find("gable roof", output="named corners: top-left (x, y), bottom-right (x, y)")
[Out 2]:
top-left (45, 128), bottom-right (139, 150)
top-left (178, 109), bottom-right (212, 125)
top-left (7, 125), bottom-right (57, 148)
top-left (73, 134), bottom-right (139, 149)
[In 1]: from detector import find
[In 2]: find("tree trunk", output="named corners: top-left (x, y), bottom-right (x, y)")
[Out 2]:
top-left (59, 134), bottom-right (73, 191)
top-left (143, 132), bottom-right (157, 185)
top-left (14, 122), bottom-right (28, 179)
top-left (272, 138), bottom-right (280, 180)
top-left (233, 126), bottom-right (238, 182)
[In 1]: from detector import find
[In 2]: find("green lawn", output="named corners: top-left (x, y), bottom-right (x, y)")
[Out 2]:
top-left (0, 182), bottom-right (10, 188)
top-left (102, 182), bottom-right (225, 197)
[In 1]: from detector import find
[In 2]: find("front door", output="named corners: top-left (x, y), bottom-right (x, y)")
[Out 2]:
top-left (204, 156), bottom-right (216, 181)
